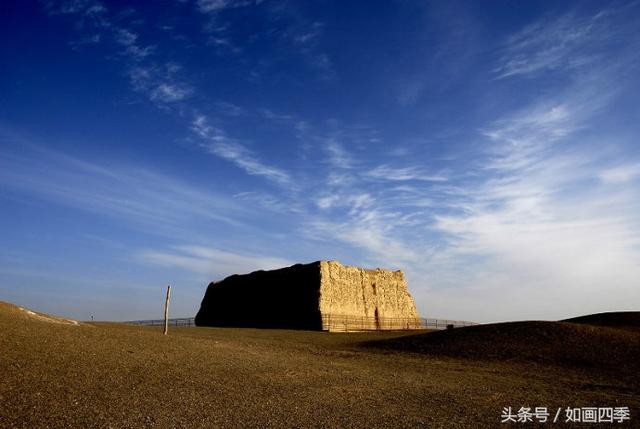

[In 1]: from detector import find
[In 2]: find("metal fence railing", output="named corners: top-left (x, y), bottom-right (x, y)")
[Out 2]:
top-left (321, 314), bottom-right (422, 332)
top-left (128, 317), bottom-right (195, 327)
top-left (320, 315), bottom-right (478, 332)
top-left (422, 318), bottom-right (477, 330)
top-left (126, 316), bottom-right (476, 331)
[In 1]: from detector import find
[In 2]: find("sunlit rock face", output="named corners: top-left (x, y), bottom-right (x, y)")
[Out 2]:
top-left (195, 260), bottom-right (422, 332)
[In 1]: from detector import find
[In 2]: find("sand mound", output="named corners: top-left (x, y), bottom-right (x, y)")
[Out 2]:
top-left (563, 311), bottom-right (640, 329)
top-left (363, 320), bottom-right (640, 373)
top-left (0, 301), bottom-right (80, 326)
top-left (1, 298), bottom-right (638, 428)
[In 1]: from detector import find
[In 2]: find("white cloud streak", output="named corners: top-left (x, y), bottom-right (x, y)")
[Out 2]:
top-left (191, 115), bottom-right (291, 185)
top-left (366, 165), bottom-right (447, 182)
top-left (45, 1), bottom-right (294, 188)
top-left (599, 163), bottom-right (640, 184)
top-left (196, 0), bottom-right (256, 14)
top-left (139, 245), bottom-right (294, 278)
top-left (494, 5), bottom-right (640, 80)
top-left (0, 143), bottom-right (246, 237)
top-left (47, 1), bottom-right (195, 106)
top-left (494, 10), bottom-right (613, 79)
top-left (425, 98), bottom-right (640, 322)
top-left (324, 139), bottom-right (353, 170)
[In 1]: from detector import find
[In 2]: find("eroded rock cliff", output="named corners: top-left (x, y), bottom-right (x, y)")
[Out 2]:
top-left (195, 260), bottom-right (421, 331)
top-left (318, 261), bottom-right (421, 331)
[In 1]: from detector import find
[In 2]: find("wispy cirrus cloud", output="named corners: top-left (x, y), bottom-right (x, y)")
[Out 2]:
top-left (115, 28), bottom-right (155, 60)
top-left (139, 245), bottom-right (293, 278)
top-left (599, 163), bottom-right (640, 184)
top-left (296, 5), bottom-right (640, 321)
top-left (366, 165), bottom-right (447, 182)
top-left (114, 26), bottom-right (193, 105)
top-left (425, 92), bottom-right (640, 322)
top-left (293, 21), bottom-right (324, 45)
top-left (43, 0), bottom-right (110, 27)
top-left (308, 200), bottom-right (423, 270)
top-left (481, 69), bottom-right (620, 172)
top-left (302, 137), bottom-right (434, 269)
top-left (494, 6), bottom-right (636, 79)
top-left (44, 0), bottom-right (293, 186)
top-left (0, 142), bottom-right (246, 236)
top-left (246, 4), bottom-right (335, 80)
top-left (128, 64), bottom-right (193, 104)
top-left (32, 1), bottom-right (640, 323)
top-left (324, 139), bottom-right (353, 170)
top-left (233, 191), bottom-right (303, 214)
top-left (69, 33), bottom-right (101, 50)
top-left (428, 170), bottom-right (640, 321)
top-left (46, 1), bottom-right (194, 107)
top-left (289, 20), bottom-right (334, 79)
top-left (191, 115), bottom-right (291, 185)
top-left (196, 0), bottom-right (258, 14)
top-left (215, 101), bottom-right (246, 117)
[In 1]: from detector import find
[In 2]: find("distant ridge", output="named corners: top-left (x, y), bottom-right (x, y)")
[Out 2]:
top-left (562, 311), bottom-right (640, 329)
top-left (363, 318), bottom-right (640, 377)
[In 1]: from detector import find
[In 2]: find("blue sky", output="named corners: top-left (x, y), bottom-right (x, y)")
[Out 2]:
top-left (1, 0), bottom-right (639, 322)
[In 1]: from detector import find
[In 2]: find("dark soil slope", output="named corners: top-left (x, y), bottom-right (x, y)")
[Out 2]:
top-left (563, 311), bottom-right (640, 330)
top-left (363, 320), bottom-right (640, 376)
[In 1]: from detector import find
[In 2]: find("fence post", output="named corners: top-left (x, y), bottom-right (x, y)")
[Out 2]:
top-left (163, 285), bottom-right (171, 335)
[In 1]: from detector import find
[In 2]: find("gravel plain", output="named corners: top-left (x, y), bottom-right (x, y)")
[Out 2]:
top-left (1, 301), bottom-right (638, 428)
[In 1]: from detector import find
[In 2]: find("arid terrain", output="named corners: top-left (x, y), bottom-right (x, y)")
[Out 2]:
top-left (1, 301), bottom-right (638, 428)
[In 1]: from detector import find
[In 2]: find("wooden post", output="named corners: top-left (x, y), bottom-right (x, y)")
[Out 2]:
top-left (163, 285), bottom-right (171, 335)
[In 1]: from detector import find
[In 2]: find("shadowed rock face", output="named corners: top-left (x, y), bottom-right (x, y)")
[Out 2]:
top-left (195, 263), bottom-right (323, 330)
top-left (195, 260), bottom-right (421, 331)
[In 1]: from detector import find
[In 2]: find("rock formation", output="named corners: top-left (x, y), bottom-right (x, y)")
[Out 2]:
top-left (195, 260), bottom-right (422, 331)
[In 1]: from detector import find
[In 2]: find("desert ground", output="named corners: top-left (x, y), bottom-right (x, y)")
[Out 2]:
top-left (1, 301), bottom-right (638, 428)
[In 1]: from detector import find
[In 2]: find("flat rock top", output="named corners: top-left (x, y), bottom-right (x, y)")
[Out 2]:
top-left (212, 260), bottom-right (403, 282)
top-left (320, 260), bottom-right (403, 275)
